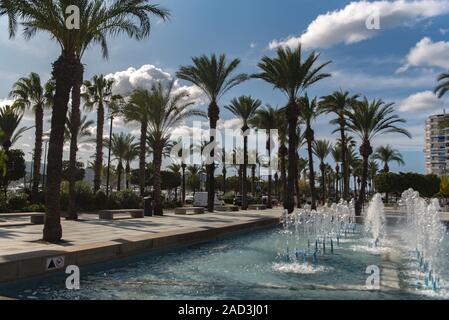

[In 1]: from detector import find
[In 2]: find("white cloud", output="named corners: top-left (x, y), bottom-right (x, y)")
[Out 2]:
top-left (398, 90), bottom-right (444, 112)
top-left (217, 118), bottom-right (242, 130)
top-left (106, 64), bottom-right (206, 105)
top-left (269, 0), bottom-right (449, 49)
top-left (0, 98), bottom-right (13, 108)
top-left (398, 37), bottom-right (449, 72)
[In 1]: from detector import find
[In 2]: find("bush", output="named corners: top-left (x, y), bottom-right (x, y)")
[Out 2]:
top-left (8, 193), bottom-right (29, 212)
top-left (223, 192), bottom-right (235, 204)
top-left (75, 181), bottom-right (94, 211)
top-left (93, 190), bottom-right (107, 210)
top-left (114, 190), bottom-right (141, 209)
top-left (24, 203), bottom-right (46, 212)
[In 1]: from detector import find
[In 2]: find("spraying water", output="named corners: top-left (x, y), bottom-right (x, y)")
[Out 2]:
top-left (399, 189), bottom-right (446, 292)
top-left (364, 194), bottom-right (386, 247)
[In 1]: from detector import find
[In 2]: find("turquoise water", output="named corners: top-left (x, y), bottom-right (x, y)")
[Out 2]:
top-left (1, 225), bottom-right (448, 300)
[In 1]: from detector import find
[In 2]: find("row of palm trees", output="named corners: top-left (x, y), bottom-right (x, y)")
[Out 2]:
top-left (0, 1), bottom-right (413, 243)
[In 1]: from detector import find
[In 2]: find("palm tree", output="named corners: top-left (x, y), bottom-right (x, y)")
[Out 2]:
top-left (313, 139), bottom-right (332, 204)
top-left (254, 45), bottom-right (331, 213)
top-left (146, 81), bottom-right (206, 215)
top-left (320, 90), bottom-right (359, 201)
top-left (124, 142), bottom-right (139, 190)
top-left (368, 159), bottom-right (379, 195)
top-left (372, 145), bottom-right (405, 173)
top-left (435, 72), bottom-right (449, 99)
top-left (10, 73), bottom-right (53, 203)
top-left (2, 0), bottom-right (170, 243)
top-left (331, 146), bottom-right (342, 201)
top-left (250, 106), bottom-right (279, 209)
top-left (187, 165), bottom-right (202, 195)
top-left (298, 95), bottom-right (322, 210)
top-left (108, 133), bottom-right (134, 192)
top-left (82, 75), bottom-right (120, 192)
top-left (177, 54), bottom-right (248, 212)
top-left (0, 105), bottom-right (29, 153)
top-left (64, 112), bottom-right (94, 220)
top-left (346, 98), bottom-right (411, 216)
top-left (167, 163), bottom-right (181, 202)
top-left (225, 96), bottom-right (261, 210)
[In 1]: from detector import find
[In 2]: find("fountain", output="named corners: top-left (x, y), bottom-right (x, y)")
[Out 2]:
top-left (399, 188), bottom-right (446, 292)
top-left (364, 194), bottom-right (386, 247)
top-left (279, 200), bottom-right (356, 267)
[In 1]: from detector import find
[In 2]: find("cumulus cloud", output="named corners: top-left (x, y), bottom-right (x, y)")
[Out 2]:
top-left (398, 90), bottom-right (444, 112)
top-left (398, 37), bottom-right (449, 72)
top-left (106, 64), bottom-right (206, 105)
top-left (269, 0), bottom-right (449, 49)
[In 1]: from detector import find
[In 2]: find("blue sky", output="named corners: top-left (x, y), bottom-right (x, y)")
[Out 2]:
top-left (2, 0), bottom-right (449, 173)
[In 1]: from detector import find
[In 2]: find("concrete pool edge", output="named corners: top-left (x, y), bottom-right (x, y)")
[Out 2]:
top-left (0, 216), bottom-right (281, 285)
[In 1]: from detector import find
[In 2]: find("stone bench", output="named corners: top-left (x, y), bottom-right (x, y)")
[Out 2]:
top-left (248, 204), bottom-right (267, 211)
top-left (0, 212), bottom-right (45, 225)
top-left (215, 205), bottom-right (239, 212)
top-left (174, 207), bottom-right (205, 215)
top-left (99, 209), bottom-right (144, 220)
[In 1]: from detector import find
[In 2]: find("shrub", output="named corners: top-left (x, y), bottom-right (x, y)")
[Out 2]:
top-left (223, 192), bottom-right (235, 204)
top-left (8, 193), bottom-right (29, 212)
top-left (114, 190), bottom-right (141, 209)
top-left (24, 203), bottom-right (46, 212)
top-left (75, 181), bottom-right (94, 211)
top-left (93, 190), bottom-right (107, 210)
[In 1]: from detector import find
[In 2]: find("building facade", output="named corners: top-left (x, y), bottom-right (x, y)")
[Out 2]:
top-left (425, 113), bottom-right (449, 176)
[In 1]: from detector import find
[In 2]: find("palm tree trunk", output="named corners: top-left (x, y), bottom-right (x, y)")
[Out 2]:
top-left (153, 144), bottom-right (163, 215)
top-left (31, 104), bottom-right (44, 204)
top-left (286, 100), bottom-right (299, 213)
top-left (251, 164), bottom-right (256, 198)
top-left (94, 102), bottom-right (104, 193)
top-left (117, 163), bottom-right (123, 192)
top-left (139, 122), bottom-right (147, 197)
top-left (306, 127), bottom-right (317, 210)
top-left (43, 52), bottom-right (81, 243)
top-left (242, 130), bottom-right (248, 210)
top-left (340, 126), bottom-right (349, 201)
top-left (126, 162), bottom-right (130, 190)
top-left (280, 145), bottom-right (287, 209)
top-left (267, 144), bottom-right (273, 209)
top-left (182, 164), bottom-right (186, 204)
top-left (106, 116), bottom-right (114, 196)
top-left (295, 152), bottom-right (301, 209)
top-left (320, 163), bottom-right (326, 204)
top-left (67, 78), bottom-right (82, 221)
top-left (356, 141), bottom-right (372, 216)
top-left (222, 165), bottom-right (227, 195)
top-left (207, 101), bottom-right (219, 212)
top-left (335, 165), bottom-right (340, 201)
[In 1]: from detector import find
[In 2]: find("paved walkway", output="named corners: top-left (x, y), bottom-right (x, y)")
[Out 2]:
top-left (0, 209), bottom-right (281, 257)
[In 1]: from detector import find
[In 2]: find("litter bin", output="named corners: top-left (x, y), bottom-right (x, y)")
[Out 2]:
top-left (144, 196), bottom-right (153, 216)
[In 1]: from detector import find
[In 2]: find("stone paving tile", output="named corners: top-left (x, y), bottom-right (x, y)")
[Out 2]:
top-left (0, 209), bottom-right (282, 257)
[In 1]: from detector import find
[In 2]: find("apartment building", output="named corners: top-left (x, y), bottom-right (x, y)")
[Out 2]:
top-left (425, 113), bottom-right (449, 176)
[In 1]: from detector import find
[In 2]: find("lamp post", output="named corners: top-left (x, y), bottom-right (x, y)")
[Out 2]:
top-left (106, 114), bottom-right (114, 196)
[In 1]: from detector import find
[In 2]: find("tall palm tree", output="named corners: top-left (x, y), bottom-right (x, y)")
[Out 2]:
top-left (124, 141), bottom-right (139, 190)
top-left (298, 95), bottom-right (322, 210)
top-left (372, 145), bottom-right (405, 173)
top-left (167, 163), bottom-right (181, 201)
top-left (225, 95), bottom-right (261, 210)
top-left (346, 98), bottom-right (411, 216)
top-left (435, 72), bottom-right (449, 99)
top-left (177, 54), bottom-right (248, 212)
top-left (0, 105), bottom-right (29, 153)
top-left (82, 75), bottom-right (120, 192)
top-left (313, 139), bottom-right (332, 204)
top-left (320, 90), bottom-right (359, 201)
top-left (10, 73), bottom-right (53, 203)
top-left (250, 106), bottom-right (279, 209)
top-left (108, 133), bottom-right (134, 192)
top-left (187, 165), bottom-right (201, 195)
top-left (331, 146), bottom-right (342, 201)
top-left (254, 45), bottom-right (331, 213)
top-left (275, 110), bottom-right (288, 208)
top-left (146, 81), bottom-right (206, 215)
top-left (368, 159), bottom-right (379, 195)
top-left (2, 0), bottom-right (170, 242)
top-left (64, 112), bottom-right (94, 220)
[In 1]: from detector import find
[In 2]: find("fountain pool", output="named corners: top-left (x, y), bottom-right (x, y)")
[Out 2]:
top-left (0, 224), bottom-right (447, 300)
